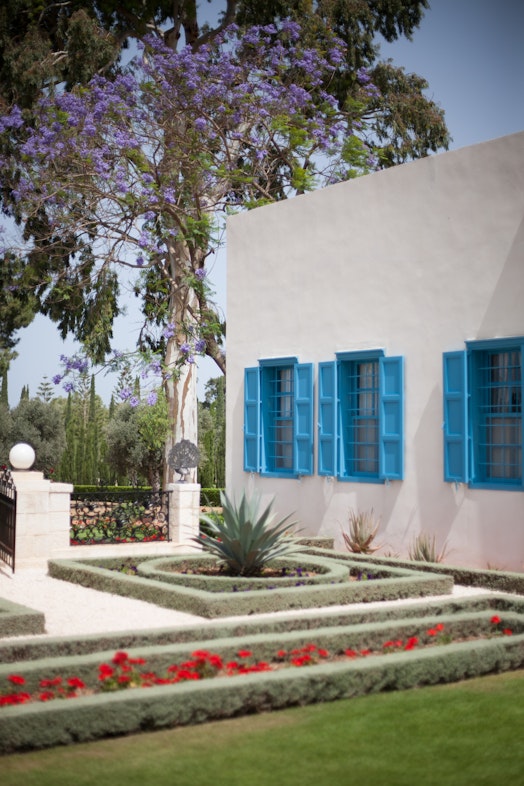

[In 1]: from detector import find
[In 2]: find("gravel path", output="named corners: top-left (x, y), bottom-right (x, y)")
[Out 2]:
top-left (0, 565), bottom-right (494, 643)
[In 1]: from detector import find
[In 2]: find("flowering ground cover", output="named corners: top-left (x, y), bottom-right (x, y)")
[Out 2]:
top-left (0, 616), bottom-right (516, 708)
top-left (0, 591), bottom-right (523, 754)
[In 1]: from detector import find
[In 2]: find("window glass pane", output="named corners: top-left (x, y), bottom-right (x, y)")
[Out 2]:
top-left (476, 349), bottom-right (521, 481)
top-left (267, 366), bottom-right (294, 471)
top-left (341, 359), bottom-right (379, 477)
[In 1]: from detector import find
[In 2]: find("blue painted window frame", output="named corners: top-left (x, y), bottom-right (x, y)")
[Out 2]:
top-left (443, 337), bottom-right (523, 490)
top-left (318, 351), bottom-right (404, 483)
top-left (243, 358), bottom-right (314, 477)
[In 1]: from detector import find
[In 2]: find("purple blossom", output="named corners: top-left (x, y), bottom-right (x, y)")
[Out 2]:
top-left (195, 338), bottom-right (206, 353)
top-left (194, 268), bottom-right (206, 281)
top-left (52, 375), bottom-right (63, 385)
top-left (180, 342), bottom-right (191, 355)
top-left (146, 391), bottom-right (158, 406)
top-left (162, 323), bottom-right (176, 340)
top-left (129, 396), bottom-right (140, 408)
top-left (0, 105), bottom-right (23, 132)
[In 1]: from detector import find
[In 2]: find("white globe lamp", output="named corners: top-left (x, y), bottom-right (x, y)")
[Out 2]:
top-left (9, 443), bottom-right (36, 470)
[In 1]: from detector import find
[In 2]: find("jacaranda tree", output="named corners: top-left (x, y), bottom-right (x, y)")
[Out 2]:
top-left (0, 20), bottom-right (387, 481)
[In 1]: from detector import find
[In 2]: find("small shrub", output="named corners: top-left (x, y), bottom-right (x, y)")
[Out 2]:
top-left (408, 533), bottom-right (448, 563)
top-left (342, 509), bottom-right (382, 554)
top-left (195, 491), bottom-right (301, 576)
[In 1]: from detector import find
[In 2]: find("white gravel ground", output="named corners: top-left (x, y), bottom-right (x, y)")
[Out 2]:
top-left (0, 564), bottom-right (495, 643)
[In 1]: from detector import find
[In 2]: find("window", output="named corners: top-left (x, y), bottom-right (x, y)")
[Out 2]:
top-left (318, 351), bottom-right (404, 482)
top-left (443, 338), bottom-right (523, 489)
top-left (244, 358), bottom-right (313, 476)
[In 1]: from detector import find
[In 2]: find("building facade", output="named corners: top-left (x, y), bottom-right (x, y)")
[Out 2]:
top-left (226, 132), bottom-right (524, 571)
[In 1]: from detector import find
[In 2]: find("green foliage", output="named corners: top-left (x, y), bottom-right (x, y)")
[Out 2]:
top-left (200, 488), bottom-right (224, 507)
top-left (198, 377), bottom-right (225, 488)
top-left (195, 490), bottom-right (301, 577)
top-left (7, 397), bottom-right (66, 476)
top-left (342, 508), bottom-right (382, 554)
top-left (56, 376), bottom-right (109, 485)
top-left (103, 391), bottom-right (169, 489)
top-left (408, 533), bottom-right (449, 563)
top-left (104, 404), bottom-right (147, 486)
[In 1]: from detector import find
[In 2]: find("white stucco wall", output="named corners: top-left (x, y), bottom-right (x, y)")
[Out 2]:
top-left (226, 131), bottom-right (524, 571)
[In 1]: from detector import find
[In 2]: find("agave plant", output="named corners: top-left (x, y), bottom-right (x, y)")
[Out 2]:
top-left (341, 508), bottom-right (382, 554)
top-left (194, 490), bottom-right (301, 576)
top-left (408, 533), bottom-right (448, 563)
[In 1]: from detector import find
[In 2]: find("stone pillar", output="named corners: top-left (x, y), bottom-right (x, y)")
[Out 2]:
top-left (13, 471), bottom-right (73, 570)
top-left (168, 482), bottom-right (201, 548)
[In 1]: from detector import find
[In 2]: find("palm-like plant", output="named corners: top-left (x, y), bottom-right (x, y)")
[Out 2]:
top-left (194, 491), bottom-right (301, 576)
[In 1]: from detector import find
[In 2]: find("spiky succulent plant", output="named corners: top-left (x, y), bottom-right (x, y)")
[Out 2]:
top-left (194, 490), bottom-right (301, 576)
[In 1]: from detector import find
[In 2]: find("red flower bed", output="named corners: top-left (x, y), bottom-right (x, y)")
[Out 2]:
top-left (0, 618), bottom-right (514, 708)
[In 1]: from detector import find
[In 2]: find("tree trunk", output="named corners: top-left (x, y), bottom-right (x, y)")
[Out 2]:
top-left (163, 342), bottom-right (198, 485)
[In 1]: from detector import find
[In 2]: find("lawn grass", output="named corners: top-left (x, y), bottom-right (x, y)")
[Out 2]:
top-left (2, 670), bottom-right (523, 786)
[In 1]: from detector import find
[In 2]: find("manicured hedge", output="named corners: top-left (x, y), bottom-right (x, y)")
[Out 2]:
top-left (47, 555), bottom-right (454, 618)
top-left (320, 551), bottom-right (524, 595)
top-left (0, 599), bottom-right (45, 639)
top-left (1, 605), bottom-right (522, 754)
top-left (3, 591), bottom-right (521, 664)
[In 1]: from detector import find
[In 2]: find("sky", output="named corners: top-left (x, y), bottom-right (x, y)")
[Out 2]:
top-left (6, 0), bottom-right (524, 407)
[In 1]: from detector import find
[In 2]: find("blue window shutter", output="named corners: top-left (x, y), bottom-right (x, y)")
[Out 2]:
top-left (294, 363), bottom-right (314, 475)
top-left (379, 356), bottom-right (404, 480)
top-left (244, 367), bottom-right (260, 472)
top-left (318, 361), bottom-right (337, 476)
top-left (443, 351), bottom-right (468, 482)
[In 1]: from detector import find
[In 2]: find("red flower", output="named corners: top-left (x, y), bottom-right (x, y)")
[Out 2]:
top-left (491, 615), bottom-right (501, 625)
top-left (112, 651), bottom-right (129, 665)
top-left (98, 664), bottom-right (115, 680)
top-left (67, 677), bottom-right (86, 690)
top-left (427, 629), bottom-right (438, 637)
top-left (192, 650), bottom-right (212, 659)
top-left (237, 650), bottom-right (252, 658)
top-left (503, 629), bottom-right (513, 636)
top-left (38, 691), bottom-right (55, 702)
top-left (344, 649), bottom-right (358, 658)
top-left (435, 623), bottom-right (445, 632)
top-left (8, 674), bottom-right (26, 685)
top-left (360, 649), bottom-right (371, 657)
top-left (404, 637), bottom-right (419, 651)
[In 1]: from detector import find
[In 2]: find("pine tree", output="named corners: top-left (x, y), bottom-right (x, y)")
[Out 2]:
top-left (36, 376), bottom-right (55, 403)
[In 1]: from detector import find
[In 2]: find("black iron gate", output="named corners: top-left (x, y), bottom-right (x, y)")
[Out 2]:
top-left (0, 467), bottom-right (16, 572)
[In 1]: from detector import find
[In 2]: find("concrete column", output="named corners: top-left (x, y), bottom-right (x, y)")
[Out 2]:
top-left (13, 471), bottom-right (73, 570)
top-left (168, 482), bottom-right (201, 548)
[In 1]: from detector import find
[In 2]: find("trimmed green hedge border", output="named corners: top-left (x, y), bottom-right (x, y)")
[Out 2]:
top-left (47, 555), bottom-right (454, 618)
top-left (73, 487), bottom-right (226, 507)
top-left (1, 627), bottom-right (523, 754)
top-left (0, 598), bottom-right (45, 639)
top-left (312, 550), bottom-right (524, 595)
top-left (136, 554), bottom-right (350, 591)
top-left (3, 592), bottom-right (523, 665)
top-left (1, 608), bottom-right (522, 695)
